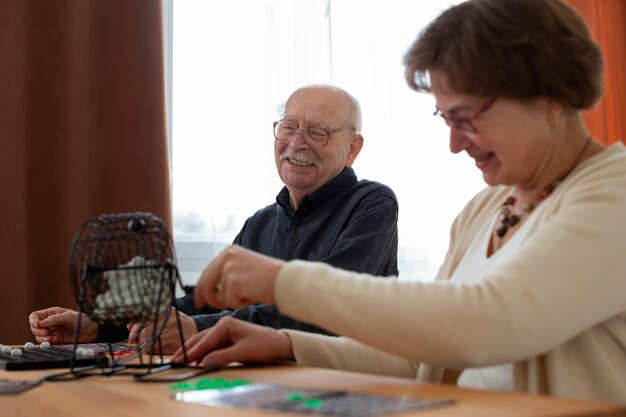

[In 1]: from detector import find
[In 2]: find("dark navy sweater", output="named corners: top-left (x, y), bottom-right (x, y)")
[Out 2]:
top-left (174, 167), bottom-right (399, 335)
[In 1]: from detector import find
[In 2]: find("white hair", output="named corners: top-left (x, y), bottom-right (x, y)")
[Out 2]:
top-left (280, 84), bottom-right (363, 133)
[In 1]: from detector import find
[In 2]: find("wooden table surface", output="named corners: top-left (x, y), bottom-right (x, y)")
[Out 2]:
top-left (1, 363), bottom-right (625, 417)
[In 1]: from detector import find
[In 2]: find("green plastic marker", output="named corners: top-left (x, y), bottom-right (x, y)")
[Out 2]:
top-left (303, 398), bottom-right (323, 408)
top-left (168, 377), bottom-right (252, 391)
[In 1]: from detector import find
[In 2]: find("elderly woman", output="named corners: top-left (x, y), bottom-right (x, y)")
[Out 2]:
top-left (172, 0), bottom-right (626, 403)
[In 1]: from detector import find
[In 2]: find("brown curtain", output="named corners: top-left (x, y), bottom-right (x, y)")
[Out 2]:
top-left (565, 0), bottom-right (626, 146)
top-left (0, 1), bottom-right (171, 343)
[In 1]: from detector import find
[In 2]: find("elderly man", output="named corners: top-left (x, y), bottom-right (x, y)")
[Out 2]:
top-left (29, 84), bottom-right (399, 352)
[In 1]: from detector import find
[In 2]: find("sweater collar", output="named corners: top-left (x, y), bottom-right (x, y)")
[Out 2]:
top-left (276, 167), bottom-right (357, 217)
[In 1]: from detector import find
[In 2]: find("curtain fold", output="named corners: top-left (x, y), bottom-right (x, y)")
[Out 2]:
top-left (565, 0), bottom-right (626, 145)
top-left (0, 1), bottom-right (170, 343)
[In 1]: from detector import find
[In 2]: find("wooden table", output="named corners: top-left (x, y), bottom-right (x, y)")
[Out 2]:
top-left (1, 364), bottom-right (625, 417)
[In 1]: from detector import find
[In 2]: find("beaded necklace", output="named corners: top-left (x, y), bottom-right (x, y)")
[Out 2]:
top-left (495, 136), bottom-right (592, 239)
top-left (496, 182), bottom-right (559, 238)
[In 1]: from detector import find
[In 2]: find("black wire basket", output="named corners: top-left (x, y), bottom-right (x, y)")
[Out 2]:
top-left (70, 212), bottom-right (175, 328)
top-left (48, 212), bottom-right (200, 382)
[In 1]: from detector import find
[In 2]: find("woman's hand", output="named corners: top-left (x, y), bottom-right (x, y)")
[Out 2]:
top-left (170, 316), bottom-right (294, 370)
top-left (194, 245), bottom-right (285, 310)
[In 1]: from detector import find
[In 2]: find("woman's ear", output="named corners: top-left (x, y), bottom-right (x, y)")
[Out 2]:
top-left (547, 99), bottom-right (565, 127)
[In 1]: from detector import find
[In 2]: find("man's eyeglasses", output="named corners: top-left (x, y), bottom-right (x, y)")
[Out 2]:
top-left (273, 121), bottom-right (355, 148)
top-left (433, 97), bottom-right (497, 133)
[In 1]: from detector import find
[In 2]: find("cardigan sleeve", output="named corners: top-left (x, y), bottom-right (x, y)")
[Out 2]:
top-left (275, 148), bottom-right (626, 369)
top-left (284, 329), bottom-right (418, 378)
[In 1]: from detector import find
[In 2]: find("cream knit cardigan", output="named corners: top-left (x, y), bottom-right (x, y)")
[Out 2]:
top-left (277, 143), bottom-right (626, 404)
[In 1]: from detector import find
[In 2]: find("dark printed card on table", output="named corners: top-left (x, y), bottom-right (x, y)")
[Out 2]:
top-left (0, 379), bottom-right (42, 395)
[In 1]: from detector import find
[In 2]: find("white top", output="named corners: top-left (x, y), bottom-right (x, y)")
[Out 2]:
top-left (453, 202), bottom-right (549, 391)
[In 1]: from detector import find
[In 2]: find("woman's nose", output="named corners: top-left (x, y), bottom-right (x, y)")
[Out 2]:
top-left (449, 126), bottom-right (471, 154)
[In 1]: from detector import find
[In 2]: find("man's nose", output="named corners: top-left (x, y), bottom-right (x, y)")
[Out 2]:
top-left (289, 130), bottom-right (309, 149)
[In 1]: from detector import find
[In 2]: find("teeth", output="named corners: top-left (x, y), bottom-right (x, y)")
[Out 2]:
top-left (289, 158), bottom-right (313, 167)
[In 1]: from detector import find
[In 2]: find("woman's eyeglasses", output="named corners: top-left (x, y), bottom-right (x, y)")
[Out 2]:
top-left (433, 97), bottom-right (498, 133)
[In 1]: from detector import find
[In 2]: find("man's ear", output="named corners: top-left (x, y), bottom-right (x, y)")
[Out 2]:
top-left (344, 134), bottom-right (364, 167)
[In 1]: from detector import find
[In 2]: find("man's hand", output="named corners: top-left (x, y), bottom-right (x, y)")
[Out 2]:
top-left (28, 306), bottom-right (98, 344)
top-left (127, 307), bottom-right (198, 354)
top-left (194, 245), bottom-right (285, 310)
top-left (170, 316), bottom-right (294, 369)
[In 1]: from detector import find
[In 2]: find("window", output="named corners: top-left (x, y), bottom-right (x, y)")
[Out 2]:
top-left (165, 0), bottom-right (485, 287)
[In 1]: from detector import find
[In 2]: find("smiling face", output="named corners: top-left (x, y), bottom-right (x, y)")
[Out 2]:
top-left (430, 72), bottom-right (559, 190)
top-left (275, 87), bottom-right (363, 208)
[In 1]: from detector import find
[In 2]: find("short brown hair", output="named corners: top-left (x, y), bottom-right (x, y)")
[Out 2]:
top-left (403, 0), bottom-right (603, 110)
